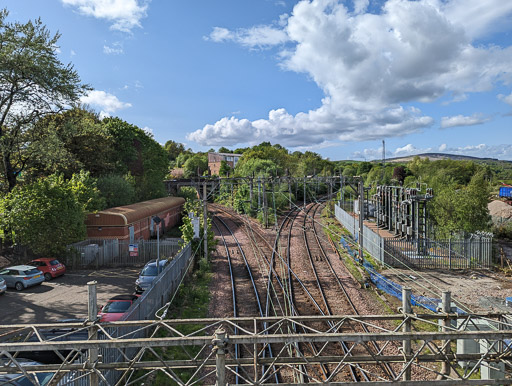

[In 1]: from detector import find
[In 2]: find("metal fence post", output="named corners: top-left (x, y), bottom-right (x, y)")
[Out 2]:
top-left (402, 288), bottom-right (412, 381)
top-left (87, 281), bottom-right (99, 386)
top-left (448, 238), bottom-right (452, 270)
top-left (213, 327), bottom-right (228, 386)
top-left (438, 291), bottom-right (452, 380)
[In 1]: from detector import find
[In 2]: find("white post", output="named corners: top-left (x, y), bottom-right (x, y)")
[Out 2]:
top-left (87, 281), bottom-right (99, 386)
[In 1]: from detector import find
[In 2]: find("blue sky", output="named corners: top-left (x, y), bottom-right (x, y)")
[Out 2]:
top-left (5, 0), bottom-right (512, 161)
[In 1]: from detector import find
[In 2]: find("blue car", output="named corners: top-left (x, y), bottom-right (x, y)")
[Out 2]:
top-left (135, 259), bottom-right (169, 294)
top-left (0, 265), bottom-right (45, 291)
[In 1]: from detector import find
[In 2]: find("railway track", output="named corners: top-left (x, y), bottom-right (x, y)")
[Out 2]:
top-left (210, 201), bottom-right (397, 382)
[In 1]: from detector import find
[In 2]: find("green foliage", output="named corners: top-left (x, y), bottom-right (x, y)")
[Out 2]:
top-left (0, 9), bottom-right (89, 191)
top-left (175, 152), bottom-right (192, 168)
top-left (103, 117), bottom-right (167, 201)
top-left (96, 174), bottom-right (135, 208)
top-left (183, 154), bottom-right (208, 177)
top-left (163, 140), bottom-right (185, 161)
top-left (0, 174), bottom-right (89, 255)
top-left (430, 171), bottom-right (491, 237)
top-left (25, 108), bottom-right (112, 181)
top-left (218, 160), bottom-right (232, 177)
top-left (217, 146), bottom-right (231, 153)
top-left (179, 191), bottom-right (216, 258)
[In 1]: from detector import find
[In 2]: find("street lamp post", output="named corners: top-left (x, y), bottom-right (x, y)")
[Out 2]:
top-left (152, 216), bottom-right (162, 274)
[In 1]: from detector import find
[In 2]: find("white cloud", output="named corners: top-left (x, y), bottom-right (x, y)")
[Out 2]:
top-left (498, 93), bottom-right (512, 107)
top-left (440, 114), bottom-right (489, 129)
top-left (70, 50), bottom-right (77, 56)
top-left (439, 143), bottom-right (447, 151)
top-left (103, 41), bottom-right (124, 54)
top-left (80, 90), bottom-right (132, 117)
top-left (206, 25), bottom-right (289, 48)
top-left (61, 0), bottom-right (148, 32)
top-left (193, 0), bottom-right (512, 148)
top-left (141, 126), bottom-right (153, 136)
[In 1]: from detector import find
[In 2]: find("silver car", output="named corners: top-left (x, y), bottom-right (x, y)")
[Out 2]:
top-left (0, 278), bottom-right (6, 295)
top-left (0, 265), bottom-right (45, 291)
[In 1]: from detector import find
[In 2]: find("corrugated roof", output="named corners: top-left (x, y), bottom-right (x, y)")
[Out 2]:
top-left (86, 196), bottom-right (185, 226)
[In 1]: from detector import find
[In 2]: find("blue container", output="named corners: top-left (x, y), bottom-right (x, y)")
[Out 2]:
top-left (499, 187), bottom-right (512, 198)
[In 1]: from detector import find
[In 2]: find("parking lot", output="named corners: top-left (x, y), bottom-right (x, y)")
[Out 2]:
top-left (0, 268), bottom-right (140, 324)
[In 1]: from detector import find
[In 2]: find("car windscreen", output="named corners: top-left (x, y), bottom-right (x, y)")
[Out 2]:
top-left (23, 268), bottom-right (40, 276)
top-left (103, 301), bottom-right (132, 313)
top-left (50, 259), bottom-right (60, 265)
top-left (141, 265), bottom-right (158, 276)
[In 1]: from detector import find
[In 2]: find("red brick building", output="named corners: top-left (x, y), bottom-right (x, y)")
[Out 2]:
top-left (208, 152), bottom-right (242, 175)
top-left (85, 196), bottom-right (185, 241)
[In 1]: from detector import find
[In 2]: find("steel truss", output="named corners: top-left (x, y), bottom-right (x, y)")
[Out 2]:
top-left (1, 312), bottom-right (512, 385)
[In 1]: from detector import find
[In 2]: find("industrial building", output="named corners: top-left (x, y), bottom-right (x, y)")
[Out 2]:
top-left (85, 196), bottom-right (185, 241)
top-left (208, 152), bottom-right (242, 175)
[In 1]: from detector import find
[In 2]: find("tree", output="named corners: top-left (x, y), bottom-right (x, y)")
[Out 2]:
top-left (96, 174), bottom-right (135, 208)
top-left (25, 108), bottom-right (113, 181)
top-left (164, 140), bottom-right (185, 161)
top-left (103, 117), bottom-right (168, 201)
top-left (218, 160), bottom-right (232, 176)
top-left (0, 10), bottom-right (88, 191)
top-left (0, 174), bottom-right (95, 255)
top-left (183, 154), bottom-right (208, 177)
top-left (392, 166), bottom-right (407, 185)
top-left (218, 146), bottom-right (231, 154)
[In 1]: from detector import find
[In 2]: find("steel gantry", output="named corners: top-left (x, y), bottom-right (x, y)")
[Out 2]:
top-left (2, 296), bottom-right (512, 385)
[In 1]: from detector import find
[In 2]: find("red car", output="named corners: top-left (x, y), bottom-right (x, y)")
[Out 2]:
top-left (97, 295), bottom-right (139, 322)
top-left (28, 258), bottom-right (66, 281)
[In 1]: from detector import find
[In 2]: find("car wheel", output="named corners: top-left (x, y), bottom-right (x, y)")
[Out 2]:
top-left (44, 273), bottom-right (52, 281)
top-left (15, 282), bottom-right (24, 291)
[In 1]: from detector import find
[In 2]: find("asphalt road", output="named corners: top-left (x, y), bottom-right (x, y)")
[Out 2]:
top-left (0, 268), bottom-right (140, 324)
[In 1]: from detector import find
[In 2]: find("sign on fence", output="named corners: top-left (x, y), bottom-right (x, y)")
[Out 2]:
top-left (129, 244), bottom-right (138, 257)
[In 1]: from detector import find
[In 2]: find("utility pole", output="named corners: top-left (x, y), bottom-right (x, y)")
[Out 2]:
top-left (87, 281), bottom-right (99, 386)
top-left (288, 176), bottom-right (292, 209)
top-left (249, 177), bottom-right (253, 213)
top-left (402, 288), bottom-right (412, 381)
top-left (303, 176), bottom-right (306, 208)
top-left (263, 180), bottom-right (268, 228)
top-left (203, 181), bottom-right (208, 259)
top-left (358, 178), bottom-right (364, 262)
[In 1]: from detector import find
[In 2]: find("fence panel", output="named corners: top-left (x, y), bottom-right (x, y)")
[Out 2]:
top-left (66, 239), bottom-right (182, 269)
top-left (100, 243), bottom-right (192, 385)
top-left (334, 204), bottom-right (493, 270)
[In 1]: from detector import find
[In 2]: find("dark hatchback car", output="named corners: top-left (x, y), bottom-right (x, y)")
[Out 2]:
top-left (134, 259), bottom-right (169, 294)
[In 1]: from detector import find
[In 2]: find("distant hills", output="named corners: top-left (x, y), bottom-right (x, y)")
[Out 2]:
top-left (382, 153), bottom-right (512, 164)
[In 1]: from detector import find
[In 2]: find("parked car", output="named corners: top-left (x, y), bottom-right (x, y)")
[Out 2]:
top-left (28, 258), bottom-right (66, 281)
top-left (0, 265), bottom-right (45, 291)
top-left (0, 359), bottom-right (54, 385)
top-left (9, 320), bottom-right (89, 364)
top-left (0, 278), bottom-right (6, 295)
top-left (97, 294), bottom-right (139, 322)
top-left (135, 259), bottom-right (169, 294)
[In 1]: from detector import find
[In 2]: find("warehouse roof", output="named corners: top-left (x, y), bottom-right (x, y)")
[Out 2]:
top-left (86, 196), bottom-right (185, 226)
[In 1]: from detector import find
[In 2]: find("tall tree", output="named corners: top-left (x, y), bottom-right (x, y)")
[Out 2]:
top-left (0, 10), bottom-right (88, 191)
top-left (103, 117), bottom-right (168, 201)
top-left (164, 140), bottom-right (185, 161)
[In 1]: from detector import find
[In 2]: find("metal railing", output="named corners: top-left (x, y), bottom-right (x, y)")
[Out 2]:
top-left (98, 242), bottom-right (192, 385)
top-left (335, 204), bottom-right (493, 269)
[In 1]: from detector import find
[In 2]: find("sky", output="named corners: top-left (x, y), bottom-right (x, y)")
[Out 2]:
top-left (5, 0), bottom-right (512, 161)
